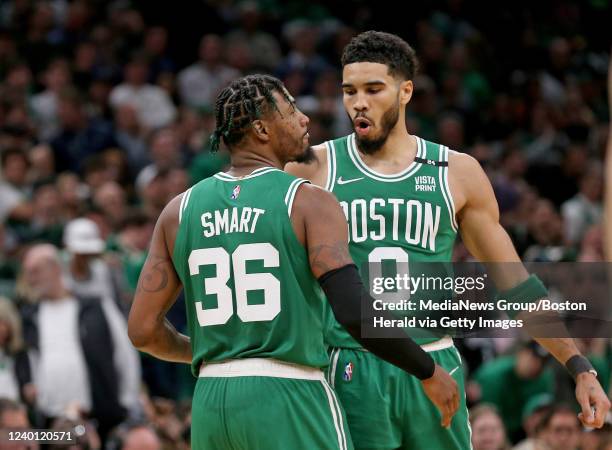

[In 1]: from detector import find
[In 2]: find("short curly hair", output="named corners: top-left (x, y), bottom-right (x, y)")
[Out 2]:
top-left (341, 31), bottom-right (419, 81)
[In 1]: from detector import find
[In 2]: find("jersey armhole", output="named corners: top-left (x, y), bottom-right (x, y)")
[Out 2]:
top-left (285, 178), bottom-right (310, 217)
top-left (178, 187), bottom-right (194, 224)
top-left (439, 146), bottom-right (458, 231)
top-left (324, 140), bottom-right (337, 192)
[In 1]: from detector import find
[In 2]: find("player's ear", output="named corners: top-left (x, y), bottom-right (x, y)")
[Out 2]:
top-left (399, 79), bottom-right (413, 106)
top-left (252, 119), bottom-right (270, 142)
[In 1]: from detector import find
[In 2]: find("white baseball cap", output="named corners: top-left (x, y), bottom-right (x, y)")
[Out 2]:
top-left (63, 218), bottom-right (105, 254)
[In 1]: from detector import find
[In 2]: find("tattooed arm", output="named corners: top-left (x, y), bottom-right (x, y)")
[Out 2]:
top-left (128, 194), bottom-right (192, 364)
top-left (289, 183), bottom-right (352, 277)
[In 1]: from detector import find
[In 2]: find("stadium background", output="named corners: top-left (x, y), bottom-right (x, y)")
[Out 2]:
top-left (0, 0), bottom-right (610, 448)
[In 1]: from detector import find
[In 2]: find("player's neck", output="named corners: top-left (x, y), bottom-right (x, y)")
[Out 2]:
top-left (357, 126), bottom-right (417, 167)
top-left (226, 150), bottom-right (282, 177)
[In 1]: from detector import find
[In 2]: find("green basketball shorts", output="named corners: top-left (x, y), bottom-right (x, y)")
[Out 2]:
top-left (191, 358), bottom-right (354, 450)
top-left (326, 338), bottom-right (471, 450)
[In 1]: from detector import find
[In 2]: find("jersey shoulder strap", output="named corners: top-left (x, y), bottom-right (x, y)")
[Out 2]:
top-left (414, 138), bottom-right (448, 167)
top-left (284, 177), bottom-right (310, 217)
top-left (434, 142), bottom-right (458, 231)
top-left (322, 134), bottom-right (351, 191)
top-left (178, 185), bottom-right (195, 224)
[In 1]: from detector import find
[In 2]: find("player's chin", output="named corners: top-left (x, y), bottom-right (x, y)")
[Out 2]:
top-left (292, 145), bottom-right (315, 164)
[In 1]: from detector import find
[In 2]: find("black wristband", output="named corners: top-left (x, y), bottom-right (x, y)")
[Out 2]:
top-left (565, 355), bottom-right (595, 381)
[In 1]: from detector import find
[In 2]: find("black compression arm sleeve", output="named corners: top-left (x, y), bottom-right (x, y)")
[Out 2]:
top-left (319, 264), bottom-right (435, 380)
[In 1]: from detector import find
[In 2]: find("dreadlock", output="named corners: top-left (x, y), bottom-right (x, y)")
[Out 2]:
top-left (209, 74), bottom-right (292, 152)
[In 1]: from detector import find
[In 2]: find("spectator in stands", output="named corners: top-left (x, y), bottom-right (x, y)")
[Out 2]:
top-left (109, 211), bottom-right (153, 296)
top-left (134, 167), bottom-right (168, 220)
top-left (55, 172), bottom-right (87, 220)
top-left (224, 1), bottom-right (281, 72)
top-left (577, 225), bottom-right (605, 262)
top-left (101, 147), bottom-right (131, 187)
top-left (81, 154), bottom-right (114, 193)
top-left (0, 400), bottom-right (26, 429)
top-left (0, 297), bottom-right (32, 405)
top-left (165, 167), bottom-right (189, 200)
top-left (48, 417), bottom-right (101, 450)
top-left (120, 426), bottom-right (160, 450)
top-left (143, 127), bottom-right (184, 173)
top-left (539, 37), bottom-right (572, 107)
top-left (0, 148), bottom-right (32, 224)
top-left (562, 163), bottom-right (603, 246)
top-left (134, 126), bottom-right (185, 193)
top-left (470, 404), bottom-right (511, 450)
top-left (30, 58), bottom-right (72, 141)
top-left (177, 34), bottom-right (240, 110)
top-left (469, 341), bottom-right (553, 442)
top-left (0, 398), bottom-right (36, 450)
top-left (110, 423), bottom-right (161, 450)
top-left (142, 26), bottom-right (175, 84)
top-left (27, 144), bottom-right (55, 184)
top-left (540, 404), bottom-right (582, 450)
top-left (296, 68), bottom-right (350, 139)
top-left (92, 181), bottom-right (129, 232)
top-left (523, 199), bottom-right (569, 262)
top-left (513, 394), bottom-right (553, 450)
top-left (109, 53), bottom-right (176, 131)
top-left (276, 20), bottom-right (329, 95)
top-left (19, 244), bottom-right (139, 441)
top-left (63, 217), bottom-right (122, 307)
top-left (14, 180), bottom-right (64, 247)
top-left (70, 40), bottom-right (97, 92)
top-left (113, 103), bottom-right (149, 175)
top-left (50, 87), bottom-right (116, 173)
top-left (3, 62), bottom-right (33, 104)
top-left (580, 424), bottom-right (612, 450)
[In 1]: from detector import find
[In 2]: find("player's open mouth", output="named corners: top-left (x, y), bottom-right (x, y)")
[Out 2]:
top-left (354, 118), bottom-right (372, 136)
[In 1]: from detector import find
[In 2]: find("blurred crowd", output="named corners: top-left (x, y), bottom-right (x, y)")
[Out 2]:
top-left (0, 0), bottom-right (610, 449)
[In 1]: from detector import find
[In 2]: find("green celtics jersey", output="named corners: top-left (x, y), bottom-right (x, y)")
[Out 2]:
top-left (172, 167), bottom-right (329, 376)
top-left (324, 134), bottom-right (458, 347)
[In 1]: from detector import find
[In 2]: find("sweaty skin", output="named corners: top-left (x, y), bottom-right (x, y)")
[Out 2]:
top-left (286, 61), bottom-right (611, 428)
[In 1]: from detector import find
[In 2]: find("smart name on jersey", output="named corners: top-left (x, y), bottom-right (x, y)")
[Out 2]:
top-left (201, 207), bottom-right (265, 237)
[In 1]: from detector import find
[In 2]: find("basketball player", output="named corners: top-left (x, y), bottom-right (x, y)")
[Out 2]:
top-left (127, 74), bottom-right (459, 450)
top-left (287, 31), bottom-right (611, 450)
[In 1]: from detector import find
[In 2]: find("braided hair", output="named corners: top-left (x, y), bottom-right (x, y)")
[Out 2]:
top-left (209, 74), bottom-right (293, 152)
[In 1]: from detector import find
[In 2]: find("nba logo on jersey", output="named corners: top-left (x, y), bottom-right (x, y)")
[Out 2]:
top-left (230, 185), bottom-right (241, 199)
top-left (343, 362), bottom-right (354, 381)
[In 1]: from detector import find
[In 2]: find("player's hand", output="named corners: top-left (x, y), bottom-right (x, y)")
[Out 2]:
top-left (420, 364), bottom-right (460, 428)
top-left (575, 372), bottom-right (611, 428)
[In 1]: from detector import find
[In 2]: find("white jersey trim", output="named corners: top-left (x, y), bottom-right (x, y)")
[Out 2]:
top-left (284, 178), bottom-right (308, 217)
top-left (328, 347), bottom-right (341, 388)
top-left (439, 146), bottom-right (458, 231)
top-left (347, 133), bottom-right (424, 182)
top-left (178, 187), bottom-right (193, 224)
top-left (213, 167), bottom-right (280, 181)
top-left (324, 140), bottom-right (337, 191)
top-left (320, 379), bottom-right (348, 450)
